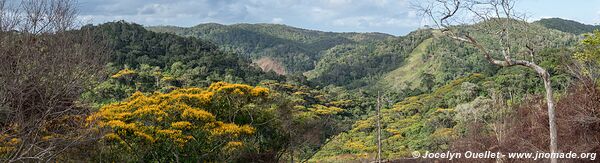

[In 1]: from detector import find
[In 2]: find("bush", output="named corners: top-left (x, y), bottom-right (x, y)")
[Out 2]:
top-left (87, 82), bottom-right (271, 162)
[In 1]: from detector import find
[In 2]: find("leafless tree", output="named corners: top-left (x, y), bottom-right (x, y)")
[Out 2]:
top-left (415, 0), bottom-right (558, 162)
top-left (0, 0), bottom-right (105, 162)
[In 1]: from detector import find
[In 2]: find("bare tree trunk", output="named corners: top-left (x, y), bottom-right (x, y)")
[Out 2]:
top-left (515, 61), bottom-right (557, 163)
top-left (448, 33), bottom-right (558, 163)
top-left (542, 71), bottom-right (558, 163)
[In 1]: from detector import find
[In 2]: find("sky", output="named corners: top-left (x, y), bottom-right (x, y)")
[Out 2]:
top-left (77, 0), bottom-right (600, 36)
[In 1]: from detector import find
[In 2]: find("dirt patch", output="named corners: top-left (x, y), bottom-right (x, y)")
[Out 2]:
top-left (254, 57), bottom-right (287, 75)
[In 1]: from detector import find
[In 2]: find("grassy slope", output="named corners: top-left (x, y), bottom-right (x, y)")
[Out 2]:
top-left (378, 38), bottom-right (433, 91)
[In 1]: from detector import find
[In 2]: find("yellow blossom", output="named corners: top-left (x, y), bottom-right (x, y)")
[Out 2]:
top-left (251, 86), bottom-right (270, 96)
top-left (134, 131), bottom-right (155, 143)
top-left (182, 108), bottom-right (215, 121)
top-left (7, 138), bottom-right (21, 146)
top-left (105, 120), bottom-right (136, 130)
top-left (210, 122), bottom-right (255, 137)
top-left (309, 105), bottom-right (343, 115)
top-left (171, 121), bottom-right (193, 130)
top-left (111, 68), bottom-right (137, 79)
top-left (88, 82), bottom-right (269, 153)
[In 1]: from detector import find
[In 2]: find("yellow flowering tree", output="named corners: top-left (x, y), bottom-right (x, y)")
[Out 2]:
top-left (88, 82), bottom-right (270, 162)
top-left (88, 80), bottom-right (349, 162)
top-left (575, 30), bottom-right (600, 82)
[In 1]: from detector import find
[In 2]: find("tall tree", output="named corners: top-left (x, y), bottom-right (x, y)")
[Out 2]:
top-left (416, 0), bottom-right (558, 162)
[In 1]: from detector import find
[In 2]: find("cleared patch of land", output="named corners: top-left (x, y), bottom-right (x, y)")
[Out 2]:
top-left (254, 57), bottom-right (287, 75)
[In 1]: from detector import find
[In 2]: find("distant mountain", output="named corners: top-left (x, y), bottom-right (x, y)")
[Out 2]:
top-left (148, 23), bottom-right (394, 74)
top-left (149, 20), bottom-right (577, 92)
top-left (534, 18), bottom-right (600, 35)
top-left (83, 21), bottom-right (282, 87)
top-left (306, 29), bottom-right (432, 89)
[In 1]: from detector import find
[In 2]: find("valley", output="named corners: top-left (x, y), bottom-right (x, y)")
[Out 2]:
top-left (1, 0), bottom-right (599, 162)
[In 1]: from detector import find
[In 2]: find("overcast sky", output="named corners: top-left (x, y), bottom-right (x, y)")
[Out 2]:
top-left (77, 0), bottom-right (600, 36)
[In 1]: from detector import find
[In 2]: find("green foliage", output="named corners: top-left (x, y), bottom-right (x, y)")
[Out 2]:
top-left (378, 37), bottom-right (436, 91)
top-left (84, 21), bottom-right (283, 85)
top-left (307, 30), bottom-right (432, 88)
top-left (453, 97), bottom-right (495, 125)
top-left (72, 19), bottom-right (587, 162)
top-left (149, 23), bottom-right (394, 73)
top-left (80, 21), bottom-right (381, 162)
top-left (89, 81), bottom-right (353, 162)
top-left (313, 55), bottom-right (576, 161)
top-left (311, 74), bottom-right (485, 161)
top-left (535, 18), bottom-right (600, 35)
top-left (377, 20), bottom-right (576, 95)
top-left (82, 21), bottom-right (285, 105)
top-left (574, 30), bottom-right (600, 82)
top-left (576, 30), bottom-right (600, 62)
top-left (88, 83), bottom-right (264, 162)
top-left (258, 81), bottom-right (366, 161)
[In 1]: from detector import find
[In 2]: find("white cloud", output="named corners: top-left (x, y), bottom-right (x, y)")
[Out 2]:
top-left (77, 0), bottom-right (419, 35)
top-left (332, 16), bottom-right (420, 28)
top-left (271, 18), bottom-right (284, 24)
top-left (327, 0), bottom-right (353, 6)
top-left (310, 7), bottom-right (337, 21)
top-left (372, 0), bottom-right (389, 7)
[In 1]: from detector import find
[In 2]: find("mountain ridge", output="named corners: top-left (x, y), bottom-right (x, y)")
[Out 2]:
top-left (147, 19), bottom-right (578, 91)
top-left (147, 23), bottom-right (397, 74)
top-left (534, 17), bottom-right (600, 35)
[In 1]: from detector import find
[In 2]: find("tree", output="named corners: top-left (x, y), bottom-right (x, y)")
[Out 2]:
top-left (574, 30), bottom-right (600, 81)
top-left (87, 83), bottom-right (270, 162)
top-left (0, 0), bottom-right (105, 161)
top-left (416, 0), bottom-right (558, 162)
top-left (420, 73), bottom-right (435, 92)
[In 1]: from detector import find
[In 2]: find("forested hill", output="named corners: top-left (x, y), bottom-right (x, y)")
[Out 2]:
top-left (80, 21), bottom-right (285, 104)
top-left (377, 19), bottom-right (578, 93)
top-left (535, 18), bottom-right (600, 35)
top-left (148, 23), bottom-right (394, 74)
top-left (128, 18), bottom-right (582, 162)
top-left (310, 19), bottom-right (582, 162)
top-left (148, 20), bottom-right (582, 92)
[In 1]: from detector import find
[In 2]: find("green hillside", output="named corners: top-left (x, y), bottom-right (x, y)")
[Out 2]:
top-left (80, 21), bottom-right (285, 104)
top-left (5, 0), bottom-right (600, 161)
top-left (148, 23), bottom-right (394, 73)
top-left (378, 37), bottom-right (434, 91)
top-left (306, 30), bottom-right (432, 89)
top-left (150, 20), bottom-right (576, 93)
top-left (376, 20), bottom-right (577, 93)
top-left (309, 20), bottom-right (580, 162)
top-left (311, 74), bottom-right (485, 162)
top-left (535, 18), bottom-right (600, 35)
